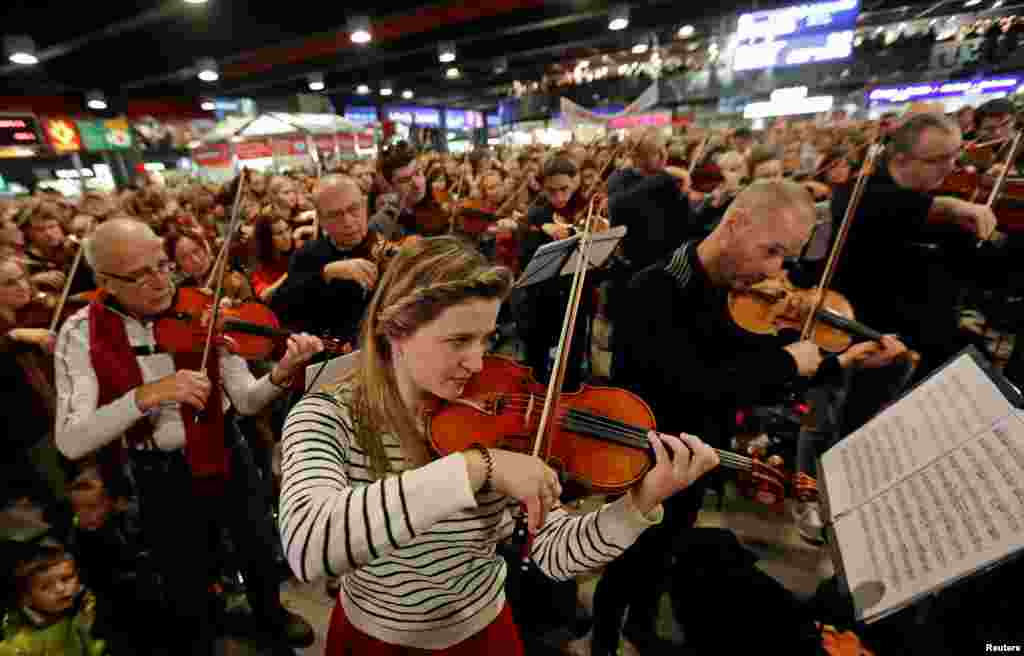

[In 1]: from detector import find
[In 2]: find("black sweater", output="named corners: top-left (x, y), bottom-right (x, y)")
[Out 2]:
top-left (270, 234), bottom-right (375, 343)
top-left (611, 242), bottom-right (805, 445)
top-left (608, 171), bottom-right (697, 274)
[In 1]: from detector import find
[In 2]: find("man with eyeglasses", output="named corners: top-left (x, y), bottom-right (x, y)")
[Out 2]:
top-left (271, 176), bottom-right (382, 344)
top-left (972, 98), bottom-right (1020, 176)
top-left (375, 141), bottom-right (432, 238)
top-left (53, 218), bottom-right (323, 655)
top-left (830, 113), bottom-right (997, 430)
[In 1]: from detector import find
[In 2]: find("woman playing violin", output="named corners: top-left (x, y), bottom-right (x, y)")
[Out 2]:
top-left (279, 235), bottom-right (720, 656)
top-left (165, 228), bottom-right (255, 301)
top-left (249, 212), bottom-right (294, 304)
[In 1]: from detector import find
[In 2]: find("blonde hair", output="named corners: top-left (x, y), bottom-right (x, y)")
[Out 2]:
top-left (331, 236), bottom-right (513, 477)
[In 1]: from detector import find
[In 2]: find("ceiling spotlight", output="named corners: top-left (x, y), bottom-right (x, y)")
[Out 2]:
top-left (993, 0), bottom-right (1004, 7)
top-left (678, 24), bottom-right (695, 39)
top-left (184, 0), bottom-right (208, 4)
top-left (4, 35), bottom-right (38, 65)
top-left (964, 0), bottom-right (981, 6)
top-left (356, 84), bottom-right (371, 95)
top-left (201, 99), bottom-right (216, 111)
top-left (348, 15), bottom-right (372, 44)
top-left (446, 67), bottom-right (461, 79)
top-left (494, 56), bottom-right (509, 74)
top-left (380, 82), bottom-right (393, 96)
top-left (308, 72), bottom-right (325, 91)
top-left (439, 41), bottom-right (457, 63)
top-left (608, 4), bottom-right (629, 31)
top-left (86, 90), bottom-right (108, 111)
top-left (402, 89), bottom-right (414, 99)
top-left (632, 35), bottom-right (649, 55)
top-left (196, 57), bottom-right (219, 82)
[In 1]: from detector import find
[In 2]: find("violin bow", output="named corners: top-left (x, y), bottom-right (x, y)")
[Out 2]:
top-left (688, 136), bottom-right (710, 176)
top-left (511, 195), bottom-right (601, 569)
top-left (448, 163), bottom-right (471, 234)
top-left (48, 236), bottom-right (84, 334)
top-left (799, 140), bottom-right (881, 341)
top-left (976, 128), bottom-right (1023, 247)
top-left (199, 168), bottom-right (249, 377)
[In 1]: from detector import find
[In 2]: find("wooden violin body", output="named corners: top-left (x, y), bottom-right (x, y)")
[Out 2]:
top-left (938, 170), bottom-right (1024, 233)
top-left (427, 356), bottom-right (787, 501)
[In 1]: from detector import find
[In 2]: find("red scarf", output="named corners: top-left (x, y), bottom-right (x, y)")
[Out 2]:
top-left (88, 295), bottom-right (231, 481)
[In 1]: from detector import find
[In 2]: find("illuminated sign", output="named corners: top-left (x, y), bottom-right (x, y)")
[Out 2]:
top-left (344, 106), bottom-right (379, 125)
top-left (0, 115), bottom-right (41, 149)
top-left (743, 86), bottom-right (834, 118)
top-left (486, 114), bottom-right (500, 127)
top-left (867, 76), bottom-right (1021, 105)
top-left (446, 109), bottom-right (467, 130)
top-left (76, 118), bottom-right (133, 151)
top-left (385, 106), bottom-right (441, 127)
top-left (733, 30), bottom-right (853, 71)
top-left (736, 0), bottom-right (859, 41)
top-left (42, 118), bottom-right (83, 153)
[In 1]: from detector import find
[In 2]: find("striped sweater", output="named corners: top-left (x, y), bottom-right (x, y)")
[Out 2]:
top-left (279, 388), bottom-right (662, 649)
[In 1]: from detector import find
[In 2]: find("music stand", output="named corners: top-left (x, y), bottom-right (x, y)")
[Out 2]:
top-left (516, 225), bottom-right (627, 288)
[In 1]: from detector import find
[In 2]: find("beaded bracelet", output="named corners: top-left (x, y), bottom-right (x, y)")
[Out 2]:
top-left (469, 443), bottom-right (493, 494)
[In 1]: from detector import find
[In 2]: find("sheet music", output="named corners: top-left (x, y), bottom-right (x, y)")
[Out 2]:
top-left (821, 354), bottom-right (1013, 517)
top-left (821, 352), bottom-right (1024, 623)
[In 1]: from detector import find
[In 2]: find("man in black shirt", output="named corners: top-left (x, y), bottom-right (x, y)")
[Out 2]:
top-left (271, 177), bottom-right (379, 344)
top-left (592, 181), bottom-right (907, 656)
top-left (607, 131), bottom-right (669, 199)
top-left (830, 113), bottom-right (997, 433)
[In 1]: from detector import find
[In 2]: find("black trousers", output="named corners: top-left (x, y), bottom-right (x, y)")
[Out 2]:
top-left (129, 420), bottom-right (288, 654)
top-left (590, 482), bottom-right (705, 653)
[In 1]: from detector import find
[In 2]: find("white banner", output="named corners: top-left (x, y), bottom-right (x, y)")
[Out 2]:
top-left (560, 82), bottom-right (659, 129)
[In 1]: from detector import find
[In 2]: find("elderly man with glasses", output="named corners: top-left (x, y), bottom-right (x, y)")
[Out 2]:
top-left (53, 217), bottom-right (323, 656)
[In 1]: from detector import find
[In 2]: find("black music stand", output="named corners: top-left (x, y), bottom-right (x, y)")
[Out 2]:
top-left (516, 225), bottom-right (626, 288)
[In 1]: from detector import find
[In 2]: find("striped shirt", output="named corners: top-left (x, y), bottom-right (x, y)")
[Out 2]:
top-left (279, 388), bottom-right (662, 649)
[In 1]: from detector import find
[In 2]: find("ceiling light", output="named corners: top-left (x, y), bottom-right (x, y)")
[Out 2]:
top-left (678, 24), bottom-right (695, 39)
top-left (446, 67), bottom-right (461, 79)
top-left (201, 99), bottom-right (216, 111)
top-left (494, 56), bottom-right (509, 74)
top-left (196, 57), bottom-right (219, 82)
top-left (608, 4), bottom-right (629, 31)
top-left (380, 82), bottom-right (393, 96)
top-left (993, 0), bottom-right (1004, 7)
top-left (964, 0), bottom-right (981, 6)
top-left (308, 72), bottom-right (325, 91)
top-left (402, 89), bottom-right (414, 99)
top-left (184, 0), bottom-right (208, 4)
top-left (348, 15), bottom-right (372, 44)
top-left (356, 84), bottom-right (370, 95)
top-left (439, 41), bottom-right (457, 63)
top-left (4, 35), bottom-right (38, 65)
top-left (86, 90), bottom-right (108, 111)
top-left (632, 42), bottom-right (648, 54)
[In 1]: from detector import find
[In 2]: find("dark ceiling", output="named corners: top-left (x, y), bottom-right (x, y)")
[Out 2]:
top-left (0, 0), bottom-right (995, 113)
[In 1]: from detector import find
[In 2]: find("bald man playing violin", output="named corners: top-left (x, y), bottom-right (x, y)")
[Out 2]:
top-left (593, 180), bottom-right (908, 656)
top-left (54, 218), bottom-right (323, 656)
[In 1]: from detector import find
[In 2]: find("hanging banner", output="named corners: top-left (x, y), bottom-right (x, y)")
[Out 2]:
top-left (42, 117), bottom-right (83, 153)
top-left (560, 82), bottom-right (659, 129)
top-left (192, 143), bottom-right (232, 168)
top-left (234, 139), bottom-right (273, 159)
top-left (76, 118), bottom-right (133, 151)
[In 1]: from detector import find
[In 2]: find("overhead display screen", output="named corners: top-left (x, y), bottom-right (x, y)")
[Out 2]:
top-left (0, 115), bottom-right (42, 148)
top-left (733, 0), bottom-right (859, 71)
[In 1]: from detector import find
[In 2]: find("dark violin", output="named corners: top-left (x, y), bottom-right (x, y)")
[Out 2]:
top-left (427, 355), bottom-right (786, 500)
top-left (153, 287), bottom-right (351, 360)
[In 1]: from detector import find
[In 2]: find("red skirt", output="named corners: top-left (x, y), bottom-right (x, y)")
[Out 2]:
top-left (325, 600), bottom-right (525, 656)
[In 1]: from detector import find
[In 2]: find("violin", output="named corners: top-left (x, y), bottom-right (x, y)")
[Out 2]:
top-left (728, 273), bottom-right (892, 353)
top-left (153, 287), bottom-right (351, 361)
top-left (427, 355), bottom-right (786, 500)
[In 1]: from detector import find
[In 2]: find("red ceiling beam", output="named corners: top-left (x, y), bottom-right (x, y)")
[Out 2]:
top-left (223, 0), bottom-right (547, 78)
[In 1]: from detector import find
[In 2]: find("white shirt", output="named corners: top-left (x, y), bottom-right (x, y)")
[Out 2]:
top-left (55, 304), bottom-right (283, 461)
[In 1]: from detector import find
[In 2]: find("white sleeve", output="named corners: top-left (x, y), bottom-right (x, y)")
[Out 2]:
top-left (54, 314), bottom-right (145, 461)
top-left (219, 351), bottom-right (282, 416)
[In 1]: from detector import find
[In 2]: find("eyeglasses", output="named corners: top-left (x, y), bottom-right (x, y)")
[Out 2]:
top-left (100, 261), bottom-right (176, 288)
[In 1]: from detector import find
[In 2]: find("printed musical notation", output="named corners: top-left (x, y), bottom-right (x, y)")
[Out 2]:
top-left (823, 352), bottom-right (1024, 623)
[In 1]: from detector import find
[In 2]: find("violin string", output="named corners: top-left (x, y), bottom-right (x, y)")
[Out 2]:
top-left (487, 400), bottom-right (753, 471)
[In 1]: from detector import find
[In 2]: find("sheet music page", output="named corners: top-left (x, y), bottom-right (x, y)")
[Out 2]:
top-left (821, 353), bottom-right (1013, 517)
top-left (833, 412), bottom-right (1024, 622)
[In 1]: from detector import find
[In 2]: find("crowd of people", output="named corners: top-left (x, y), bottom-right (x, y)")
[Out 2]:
top-left (0, 95), bottom-right (1022, 655)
